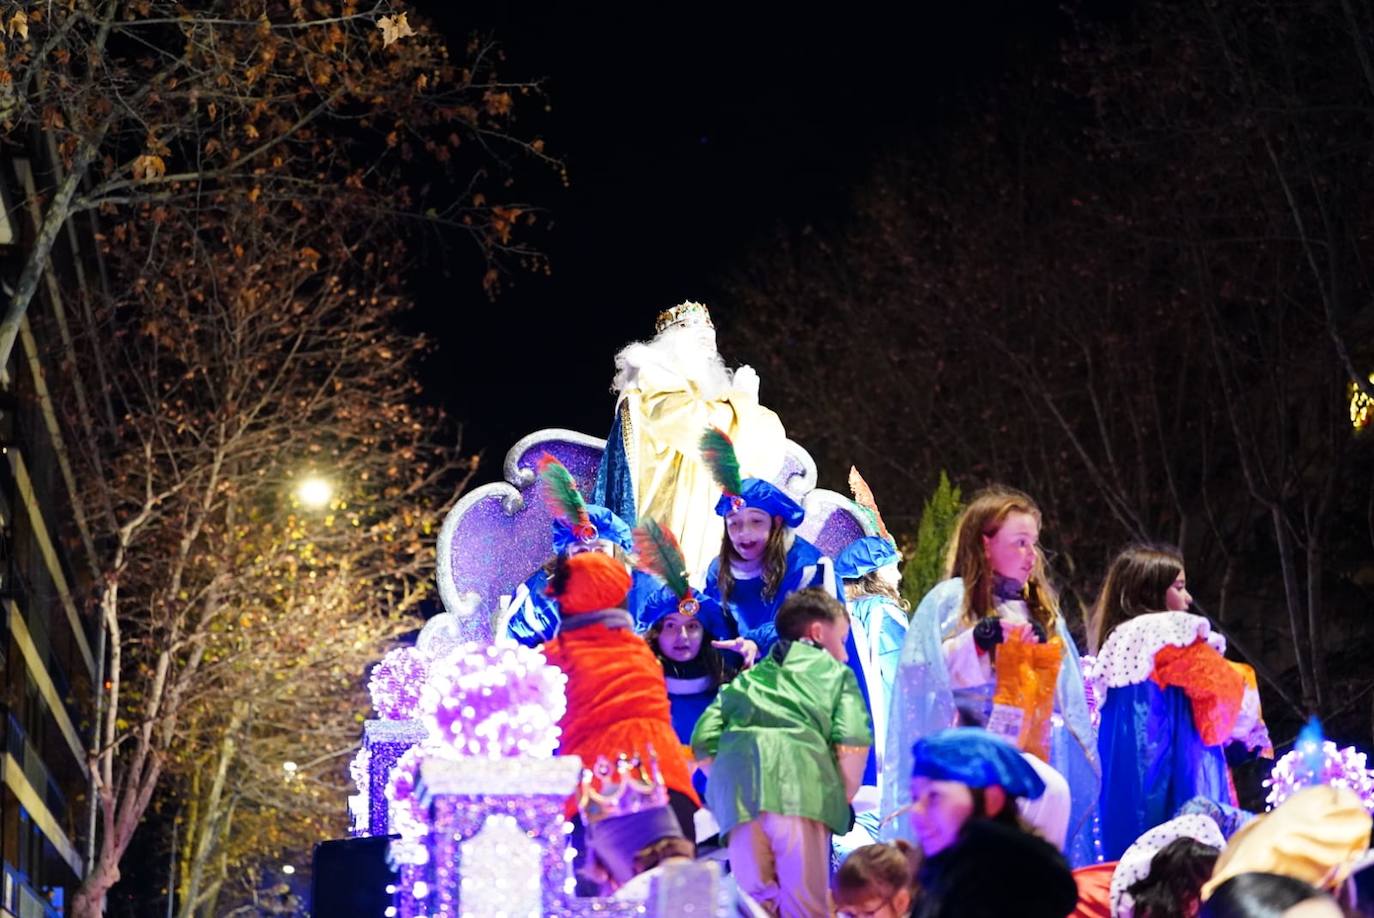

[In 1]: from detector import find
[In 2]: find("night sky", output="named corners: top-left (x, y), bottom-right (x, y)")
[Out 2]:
top-left (410, 1), bottom-right (1064, 481)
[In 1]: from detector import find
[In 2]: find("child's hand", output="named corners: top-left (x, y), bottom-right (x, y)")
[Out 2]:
top-left (712, 636), bottom-right (759, 667)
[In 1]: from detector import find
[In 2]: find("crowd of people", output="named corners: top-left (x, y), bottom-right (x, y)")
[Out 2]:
top-left (492, 302), bottom-right (1372, 917)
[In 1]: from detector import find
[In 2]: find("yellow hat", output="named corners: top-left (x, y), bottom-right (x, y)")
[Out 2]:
top-left (1202, 785), bottom-right (1372, 900)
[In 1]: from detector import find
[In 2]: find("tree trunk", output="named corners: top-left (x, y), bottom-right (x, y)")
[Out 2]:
top-left (178, 702), bottom-right (248, 918)
top-left (70, 850), bottom-right (119, 918)
top-left (0, 141), bottom-right (97, 369)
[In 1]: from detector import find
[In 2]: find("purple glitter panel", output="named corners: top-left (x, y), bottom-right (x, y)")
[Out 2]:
top-left (796, 492), bottom-right (870, 560)
top-left (773, 451), bottom-right (810, 495)
top-left (441, 433), bottom-right (606, 643)
top-left (368, 741), bottom-right (416, 837)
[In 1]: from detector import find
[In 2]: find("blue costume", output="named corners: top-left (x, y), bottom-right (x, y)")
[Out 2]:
top-left (1092, 611), bottom-right (1249, 860)
top-left (701, 479), bottom-right (879, 786)
top-left (639, 583), bottom-right (734, 744)
top-left (504, 503), bottom-right (655, 646)
top-left (882, 578), bottom-right (1101, 867)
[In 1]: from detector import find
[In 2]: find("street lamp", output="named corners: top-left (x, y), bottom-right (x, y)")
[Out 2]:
top-left (295, 476), bottom-right (333, 509)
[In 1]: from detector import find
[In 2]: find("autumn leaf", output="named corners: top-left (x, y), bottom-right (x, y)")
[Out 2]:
top-left (7, 11), bottom-right (27, 42)
top-left (130, 154), bottom-right (166, 181)
top-left (377, 13), bottom-right (415, 47)
top-left (484, 90), bottom-right (513, 116)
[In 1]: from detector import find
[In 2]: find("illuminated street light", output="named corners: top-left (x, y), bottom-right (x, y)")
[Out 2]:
top-left (295, 476), bottom-right (334, 509)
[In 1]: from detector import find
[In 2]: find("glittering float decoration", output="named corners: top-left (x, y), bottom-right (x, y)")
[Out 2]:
top-left (459, 814), bottom-right (543, 918)
top-left (1265, 737), bottom-right (1374, 812)
top-left (348, 746), bottom-right (371, 836)
top-left (1080, 655), bottom-right (1100, 730)
top-left (365, 718), bottom-right (429, 837)
top-left (398, 757), bottom-right (642, 918)
top-left (419, 643), bottom-right (567, 759)
top-left (370, 647), bottom-right (431, 721)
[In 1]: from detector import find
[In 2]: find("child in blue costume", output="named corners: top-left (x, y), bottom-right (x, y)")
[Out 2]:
top-left (882, 486), bottom-right (1101, 867)
top-left (503, 456), bottom-right (655, 646)
top-left (697, 429), bottom-right (879, 785)
top-left (835, 534), bottom-right (910, 852)
top-left (641, 583), bottom-right (736, 746)
top-left (1089, 544), bottom-right (1270, 861)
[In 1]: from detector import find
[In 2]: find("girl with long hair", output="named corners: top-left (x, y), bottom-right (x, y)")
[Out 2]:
top-left (697, 425), bottom-right (883, 787)
top-left (882, 486), bottom-right (1101, 867)
top-left (1092, 544), bottom-right (1270, 860)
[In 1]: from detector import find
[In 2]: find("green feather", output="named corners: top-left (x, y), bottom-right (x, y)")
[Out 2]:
top-left (699, 427), bottom-right (743, 495)
top-left (536, 453), bottom-right (588, 526)
top-left (632, 518), bottom-right (691, 599)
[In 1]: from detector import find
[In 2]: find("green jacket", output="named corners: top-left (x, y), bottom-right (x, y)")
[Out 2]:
top-left (691, 640), bottom-right (873, 836)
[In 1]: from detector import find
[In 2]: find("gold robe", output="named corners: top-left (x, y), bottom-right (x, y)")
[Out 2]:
top-left (617, 361), bottom-right (787, 576)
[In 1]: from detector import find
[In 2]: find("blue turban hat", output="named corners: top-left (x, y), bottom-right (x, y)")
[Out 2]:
top-left (551, 504), bottom-right (634, 555)
top-left (639, 581), bottom-right (730, 638)
top-left (910, 728), bottom-right (1047, 800)
top-left (834, 535), bottom-right (901, 580)
top-left (713, 478), bottom-right (805, 529)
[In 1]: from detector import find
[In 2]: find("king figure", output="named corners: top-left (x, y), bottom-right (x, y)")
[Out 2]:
top-left (595, 302), bottom-right (788, 576)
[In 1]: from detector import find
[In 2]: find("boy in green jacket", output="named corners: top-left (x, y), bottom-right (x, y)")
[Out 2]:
top-left (692, 588), bottom-right (873, 917)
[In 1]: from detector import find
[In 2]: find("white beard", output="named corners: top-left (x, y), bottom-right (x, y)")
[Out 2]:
top-left (612, 328), bottom-right (733, 400)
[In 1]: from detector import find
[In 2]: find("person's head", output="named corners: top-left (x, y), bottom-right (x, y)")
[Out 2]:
top-left (907, 728), bottom-right (1045, 857)
top-left (714, 479), bottom-right (805, 608)
top-left (836, 536), bottom-right (909, 610)
top-left (1112, 815), bottom-right (1228, 918)
top-left (724, 506), bottom-right (778, 565)
top-left (631, 836), bottom-right (696, 874)
top-left (1201, 873), bottom-right (1342, 918)
top-left (945, 486), bottom-right (1059, 631)
top-left (549, 550), bottom-right (632, 614)
top-left (1089, 543), bottom-right (1188, 653)
top-left (1127, 837), bottom-right (1222, 918)
top-left (639, 581), bottom-right (733, 683)
top-left (832, 841), bottom-right (920, 918)
top-left (652, 610), bottom-right (706, 663)
top-left (613, 302), bottom-right (728, 397)
top-left (775, 588), bottom-right (850, 662)
top-left (913, 818), bottom-right (1079, 918)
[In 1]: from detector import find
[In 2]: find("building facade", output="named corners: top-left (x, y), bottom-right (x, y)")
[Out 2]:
top-left (0, 145), bottom-right (105, 918)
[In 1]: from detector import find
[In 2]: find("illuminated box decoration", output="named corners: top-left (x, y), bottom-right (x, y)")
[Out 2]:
top-left (391, 756), bottom-right (642, 918)
top-left (363, 718), bottom-right (429, 837)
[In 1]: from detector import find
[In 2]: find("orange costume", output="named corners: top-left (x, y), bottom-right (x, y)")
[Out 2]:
top-left (540, 552), bottom-right (700, 815)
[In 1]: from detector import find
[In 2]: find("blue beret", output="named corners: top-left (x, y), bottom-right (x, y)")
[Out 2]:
top-left (713, 478), bottom-right (805, 529)
top-left (910, 728), bottom-right (1047, 800)
top-left (834, 536), bottom-right (901, 580)
top-left (639, 581), bottom-right (730, 638)
top-left (551, 504), bottom-right (634, 555)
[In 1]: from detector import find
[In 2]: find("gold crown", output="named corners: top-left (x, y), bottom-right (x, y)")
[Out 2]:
top-left (654, 301), bottom-right (714, 335)
top-left (578, 749), bottom-right (669, 825)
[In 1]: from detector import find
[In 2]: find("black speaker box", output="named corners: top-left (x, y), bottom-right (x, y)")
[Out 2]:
top-left (311, 835), bottom-right (399, 917)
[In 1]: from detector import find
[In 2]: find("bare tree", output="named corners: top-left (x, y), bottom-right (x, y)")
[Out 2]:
top-left (55, 196), bottom-right (474, 916)
top-left (0, 0), bottom-right (557, 369)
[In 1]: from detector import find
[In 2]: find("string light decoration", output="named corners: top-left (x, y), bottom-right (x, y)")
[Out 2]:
top-left (418, 643), bottom-right (567, 759)
top-left (1351, 374), bottom-right (1374, 431)
top-left (1265, 718), bottom-right (1374, 812)
top-left (369, 647), bottom-right (431, 720)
